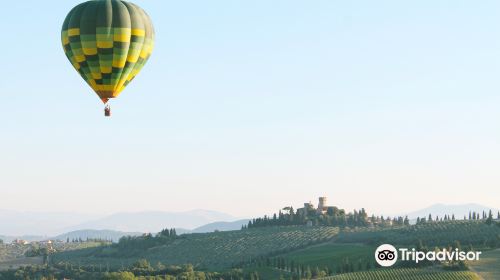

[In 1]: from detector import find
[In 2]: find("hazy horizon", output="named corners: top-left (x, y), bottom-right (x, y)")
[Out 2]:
top-left (1, 200), bottom-right (498, 220)
top-left (1, 1), bottom-right (499, 218)
top-left (1, 202), bottom-right (498, 237)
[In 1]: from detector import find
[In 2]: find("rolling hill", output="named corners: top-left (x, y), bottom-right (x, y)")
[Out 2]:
top-left (52, 220), bottom-right (500, 272)
top-left (64, 209), bottom-right (239, 233)
top-left (190, 219), bottom-right (251, 233)
top-left (53, 226), bottom-right (340, 269)
top-left (0, 209), bottom-right (242, 237)
top-left (0, 209), bottom-right (99, 236)
top-left (0, 220), bottom-right (249, 244)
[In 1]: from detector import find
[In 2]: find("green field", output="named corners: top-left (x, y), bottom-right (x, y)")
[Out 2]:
top-left (335, 221), bottom-right (500, 247)
top-left (469, 249), bottom-right (500, 280)
top-left (46, 221), bottom-right (500, 279)
top-left (318, 268), bottom-right (481, 280)
top-left (278, 243), bottom-right (374, 268)
top-left (53, 226), bottom-right (340, 269)
top-left (239, 243), bottom-right (376, 279)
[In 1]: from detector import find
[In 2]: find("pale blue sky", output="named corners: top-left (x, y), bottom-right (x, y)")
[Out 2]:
top-left (0, 1), bottom-right (499, 217)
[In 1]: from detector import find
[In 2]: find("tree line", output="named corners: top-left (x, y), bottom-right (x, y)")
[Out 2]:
top-left (104, 228), bottom-right (180, 256)
top-left (244, 255), bottom-right (375, 279)
top-left (416, 210), bottom-right (500, 225)
top-left (245, 206), bottom-right (410, 229)
top-left (0, 259), bottom-right (260, 280)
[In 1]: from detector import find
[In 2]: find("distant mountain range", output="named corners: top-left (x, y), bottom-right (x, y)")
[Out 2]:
top-left (0, 220), bottom-right (251, 243)
top-left (0, 209), bottom-right (241, 237)
top-left (0, 209), bottom-right (100, 236)
top-left (402, 203), bottom-right (499, 220)
top-left (63, 209), bottom-right (238, 233)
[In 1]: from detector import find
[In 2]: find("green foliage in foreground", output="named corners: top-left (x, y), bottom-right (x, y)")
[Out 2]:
top-left (1, 262), bottom-right (481, 280)
top-left (242, 243), bottom-right (375, 278)
top-left (245, 241), bottom-right (476, 279)
top-left (53, 226), bottom-right (340, 269)
top-left (266, 243), bottom-right (375, 276)
top-left (317, 268), bottom-right (481, 280)
top-left (0, 261), bottom-right (247, 280)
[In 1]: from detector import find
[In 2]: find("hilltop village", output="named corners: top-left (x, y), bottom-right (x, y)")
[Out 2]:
top-left (247, 197), bottom-right (408, 228)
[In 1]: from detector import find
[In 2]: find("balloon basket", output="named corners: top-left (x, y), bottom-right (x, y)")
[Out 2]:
top-left (104, 105), bottom-right (111, 117)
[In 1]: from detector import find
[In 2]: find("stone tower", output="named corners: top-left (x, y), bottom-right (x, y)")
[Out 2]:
top-left (318, 197), bottom-right (327, 212)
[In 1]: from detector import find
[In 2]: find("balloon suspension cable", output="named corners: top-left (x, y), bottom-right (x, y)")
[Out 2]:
top-left (104, 104), bottom-right (111, 117)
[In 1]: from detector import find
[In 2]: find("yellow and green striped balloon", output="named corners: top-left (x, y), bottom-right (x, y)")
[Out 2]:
top-left (62, 0), bottom-right (154, 104)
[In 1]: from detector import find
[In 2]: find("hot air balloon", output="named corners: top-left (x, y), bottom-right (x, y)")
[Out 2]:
top-left (61, 0), bottom-right (154, 117)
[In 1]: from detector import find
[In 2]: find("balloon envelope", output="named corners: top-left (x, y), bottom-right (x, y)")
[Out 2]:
top-left (62, 0), bottom-right (154, 103)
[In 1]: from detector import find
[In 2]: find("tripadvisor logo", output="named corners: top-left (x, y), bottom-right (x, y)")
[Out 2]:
top-left (375, 244), bottom-right (482, 267)
top-left (375, 244), bottom-right (398, 267)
